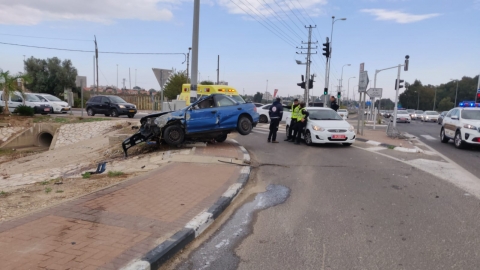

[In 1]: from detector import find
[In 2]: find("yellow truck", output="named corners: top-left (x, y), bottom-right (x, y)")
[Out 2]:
top-left (178, 84), bottom-right (245, 105)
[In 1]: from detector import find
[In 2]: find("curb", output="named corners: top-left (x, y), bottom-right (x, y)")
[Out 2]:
top-left (356, 138), bottom-right (422, 153)
top-left (122, 140), bottom-right (251, 270)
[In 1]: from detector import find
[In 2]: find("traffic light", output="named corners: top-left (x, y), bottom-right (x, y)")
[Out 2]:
top-left (337, 91), bottom-right (341, 99)
top-left (322, 38), bottom-right (330, 58)
top-left (297, 82), bottom-right (306, 89)
top-left (404, 55), bottom-right (409, 71)
top-left (395, 79), bottom-right (404, 89)
top-left (324, 88), bottom-right (328, 96)
top-left (308, 75), bottom-right (314, 89)
top-left (476, 92), bottom-right (480, 102)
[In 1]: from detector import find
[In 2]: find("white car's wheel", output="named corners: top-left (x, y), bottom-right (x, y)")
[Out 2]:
top-left (305, 131), bottom-right (313, 146)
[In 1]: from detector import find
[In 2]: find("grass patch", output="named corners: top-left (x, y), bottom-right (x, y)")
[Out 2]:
top-left (40, 180), bottom-right (49, 185)
top-left (108, 171), bottom-right (124, 177)
top-left (0, 149), bottom-right (14, 156)
top-left (388, 145), bottom-right (396, 149)
top-left (82, 172), bottom-right (91, 179)
top-left (56, 190), bottom-right (64, 193)
top-left (45, 187), bottom-right (52, 193)
top-left (0, 191), bottom-right (9, 198)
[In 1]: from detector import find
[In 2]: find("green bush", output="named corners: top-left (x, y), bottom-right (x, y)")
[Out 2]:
top-left (14, 105), bottom-right (34, 116)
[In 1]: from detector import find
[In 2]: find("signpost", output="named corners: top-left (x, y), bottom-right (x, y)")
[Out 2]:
top-left (152, 68), bottom-right (173, 111)
top-left (357, 63), bottom-right (370, 135)
top-left (358, 71), bottom-right (369, 93)
top-left (367, 88), bottom-right (382, 98)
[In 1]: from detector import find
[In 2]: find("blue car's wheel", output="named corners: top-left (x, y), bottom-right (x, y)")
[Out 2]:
top-left (164, 125), bottom-right (185, 145)
top-left (237, 116), bottom-right (253, 135)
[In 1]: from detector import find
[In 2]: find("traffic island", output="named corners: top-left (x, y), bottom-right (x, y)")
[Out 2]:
top-left (0, 139), bottom-right (251, 270)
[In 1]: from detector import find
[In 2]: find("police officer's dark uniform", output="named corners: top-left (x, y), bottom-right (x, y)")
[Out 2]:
top-left (330, 96), bottom-right (339, 112)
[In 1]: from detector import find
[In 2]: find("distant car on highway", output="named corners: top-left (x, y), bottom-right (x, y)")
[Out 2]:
top-left (412, 110), bottom-right (424, 120)
top-left (406, 109), bottom-right (415, 118)
top-left (390, 110), bottom-right (411, 123)
top-left (438, 111), bottom-right (449, 125)
top-left (421, 111), bottom-right (440, 122)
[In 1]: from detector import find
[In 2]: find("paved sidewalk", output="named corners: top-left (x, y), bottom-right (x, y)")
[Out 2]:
top-left (356, 127), bottom-right (415, 149)
top-left (0, 141), bottom-right (247, 270)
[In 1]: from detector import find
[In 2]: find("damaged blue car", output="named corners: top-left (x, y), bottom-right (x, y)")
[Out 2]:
top-left (122, 94), bottom-right (259, 156)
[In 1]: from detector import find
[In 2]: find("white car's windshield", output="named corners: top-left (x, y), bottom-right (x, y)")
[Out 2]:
top-left (308, 110), bottom-right (343, 120)
top-left (45, 95), bottom-right (62, 102)
top-left (415, 110), bottom-right (423, 114)
top-left (26, 94), bottom-right (41, 102)
top-left (426, 112), bottom-right (438, 115)
top-left (462, 110), bottom-right (480, 120)
top-left (338, 109), bottom-right (347, 112)
top-left (397, 111), bottom-right (409, 115)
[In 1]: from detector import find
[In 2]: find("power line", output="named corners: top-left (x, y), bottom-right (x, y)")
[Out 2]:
top-left (258, 0), bottom-right (303, 40)
top-left (272, 0), bottom-right (307, 39)
top-left (0, 41), bottom-right (185, 55)
top-left (236, 0), bottom-right (299, 45)
top-left (0, 33), bottom-right (92, 41)
top-left (229, 0), bottom-right (296, 47)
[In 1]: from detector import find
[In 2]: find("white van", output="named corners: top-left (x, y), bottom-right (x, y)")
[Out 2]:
top-left (34, 93), bottom-right (70, 114)
top-left (0, 91), bottom-right (52, 114)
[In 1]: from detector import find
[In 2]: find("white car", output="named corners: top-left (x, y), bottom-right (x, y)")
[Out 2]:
top-left (421, 111), bottom-right (439, 122)
top-left (257, 104), bottom-right (292, 123)
top-left (0, 91), bottom-right (52, 114)
top-left (440, 106), bottom-right (480, 149)
top-left (285, 107), bottom-right (356, 146)
top-left (390, 110), bottom-right (411, 123)
top-left (34, 93), bottom-right (71, 114)
top-left (337, 109), bottom-right (349, 119)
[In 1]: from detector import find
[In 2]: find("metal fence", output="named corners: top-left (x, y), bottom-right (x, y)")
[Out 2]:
top-left (116, 95), bottom-right (161, 111)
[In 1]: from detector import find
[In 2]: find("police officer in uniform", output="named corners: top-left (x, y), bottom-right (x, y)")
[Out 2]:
top-left (268, 97), bottom-right (283, 143)
top-left (285, 98), bottom-right (300, 142)
top-left (292, 102), bottom-right (309, 145)
top-left (330, 96), bottom-right (339, 111)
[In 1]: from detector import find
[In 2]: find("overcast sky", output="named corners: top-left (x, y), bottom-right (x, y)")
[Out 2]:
top-left (0, 0), bottom-right (479, 101)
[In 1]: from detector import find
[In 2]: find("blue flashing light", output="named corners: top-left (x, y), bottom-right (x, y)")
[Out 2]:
top-left (459, 102), bottom-right (480, 107)
top-left (460, 102), bottom-right (465, 107)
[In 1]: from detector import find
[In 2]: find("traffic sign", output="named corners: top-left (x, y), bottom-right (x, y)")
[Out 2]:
top-left (366, 88), bottom-right (382, 98)
top-left (365, 101), bottom-right (371, 106)
top-left (358, 71), bottom-right (369, 92)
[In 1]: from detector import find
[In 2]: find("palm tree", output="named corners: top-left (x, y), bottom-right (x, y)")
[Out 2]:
top-left (0, 70), bottom-right (31, 114)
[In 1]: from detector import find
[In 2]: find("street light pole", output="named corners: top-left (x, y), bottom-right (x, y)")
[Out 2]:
top-left (116, 64), bottom-right (118, 89)
top-left (417, 91), bottom-right (420, 110)
top-left (455, 80), bottom-right (459, 107)
top-left (340, 64), bottom-right (350, 102)
top-left (325, 16), bottom-right (346, 108)
top-left (433, 87), bottom-right (437, 110)
top-left (186, 47), bottom-right (192, 81)
top-left (347, 76), bottom-right (356, 107)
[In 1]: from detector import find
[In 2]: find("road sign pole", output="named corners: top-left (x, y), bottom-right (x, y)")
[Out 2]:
top-left (357, 90), bottom-right (362, 134)
top-left (361, 92), bottom-right (365, 135)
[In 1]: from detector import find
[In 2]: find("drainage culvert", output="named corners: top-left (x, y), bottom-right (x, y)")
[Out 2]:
top-left (38, 132), bottom-right (53, 147)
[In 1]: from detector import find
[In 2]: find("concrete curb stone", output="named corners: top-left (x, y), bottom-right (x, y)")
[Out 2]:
top-left (121, 139), bottom-right (251, 270)
top-left (356, 137), bottom-right (423, 153)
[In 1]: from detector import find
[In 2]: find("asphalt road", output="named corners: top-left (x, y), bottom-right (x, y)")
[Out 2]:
top-left (61, 109), bottom-right (147, 119)
top-left (398, 119), bottom-right (480, 176)
top-left (167, 124), bottom-right (480, 270)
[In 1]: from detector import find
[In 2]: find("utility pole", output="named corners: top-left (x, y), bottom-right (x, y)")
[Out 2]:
top-left (116, 64), bottom-right (118, 89)
top-left (217, 55), bottom-right (220, 85)
top-left (265, 79), bottom-right (269, 103)
top-left (135, 69), bottom-right (137, 87)
top-left (190, 0), bottom-right (200, 98)
top-left (123, 78), bottom-right (126, 89)
top-left (94, 36), bottom-right (99, 95)
top-left (186, 47), bottom-right (192, 81)
top-left (129, 68), bottom-right (131, 89)
top-left (93, 56), bottom-right (95, 95)
top-left (297, 25), bottom-right (317, 103)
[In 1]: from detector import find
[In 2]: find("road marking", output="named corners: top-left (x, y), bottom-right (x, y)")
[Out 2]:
top-left (421, 135), bottom-right (437, 140)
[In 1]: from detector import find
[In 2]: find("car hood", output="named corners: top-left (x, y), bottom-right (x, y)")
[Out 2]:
top-left (49, 101), bottom-right (69, 106)
top-left (140, 109), bottom-right (186, 127)
top-left (463, 119), bottom-right (480, 126)
top-left (308, 119), bottom-right (351, 129)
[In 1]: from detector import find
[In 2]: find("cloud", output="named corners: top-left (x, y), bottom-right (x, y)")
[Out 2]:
top-left (217, 0), bottom-right (327, 19)
top-left (0, 0), bottom-right (180, 25)
top-left (360, 9), bottom-right (440, 23)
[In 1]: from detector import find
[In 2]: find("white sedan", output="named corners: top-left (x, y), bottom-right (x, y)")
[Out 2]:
top-left (257, 104), bottom-right (292, 123)
top-left (337, 109), bottom-right (349, 119)
top-left (34, 93), bottom-right (71, 114)
top-left (286, 107), bottom-right (356, 146)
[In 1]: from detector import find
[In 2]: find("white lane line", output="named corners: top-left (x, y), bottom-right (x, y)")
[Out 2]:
top-left (421, 135), bottom-right (437, 140)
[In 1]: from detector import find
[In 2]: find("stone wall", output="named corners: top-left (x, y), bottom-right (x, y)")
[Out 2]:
top-left (54, 120), bottom-right (128, 149)
top-left (0, 127), bottom-right (26, 144)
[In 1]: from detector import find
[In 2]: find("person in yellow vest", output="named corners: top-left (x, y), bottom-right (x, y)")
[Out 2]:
top-left (285, 98), bottom-right (300, 142)
top-left (292, 102), bottom-right (309, 145)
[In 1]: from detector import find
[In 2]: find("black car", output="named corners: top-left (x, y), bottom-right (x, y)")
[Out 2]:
top-left (86, 96), bottom-right (137, 118)
top-left (438, 111), bottom-right (449, 125)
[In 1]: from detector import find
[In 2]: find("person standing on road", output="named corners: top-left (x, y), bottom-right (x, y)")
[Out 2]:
top-left (268, 97), bottom-right (283, 143)
top-left (292, 102), bottom-right (309, 145)
top-left (330, 96), bottom-right (339, 112)
top-left (285, 98), bottom-right (300, 142)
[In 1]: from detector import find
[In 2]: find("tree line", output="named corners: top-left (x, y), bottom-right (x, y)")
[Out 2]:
top-left (399, 76), bottom-right (479, 111)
